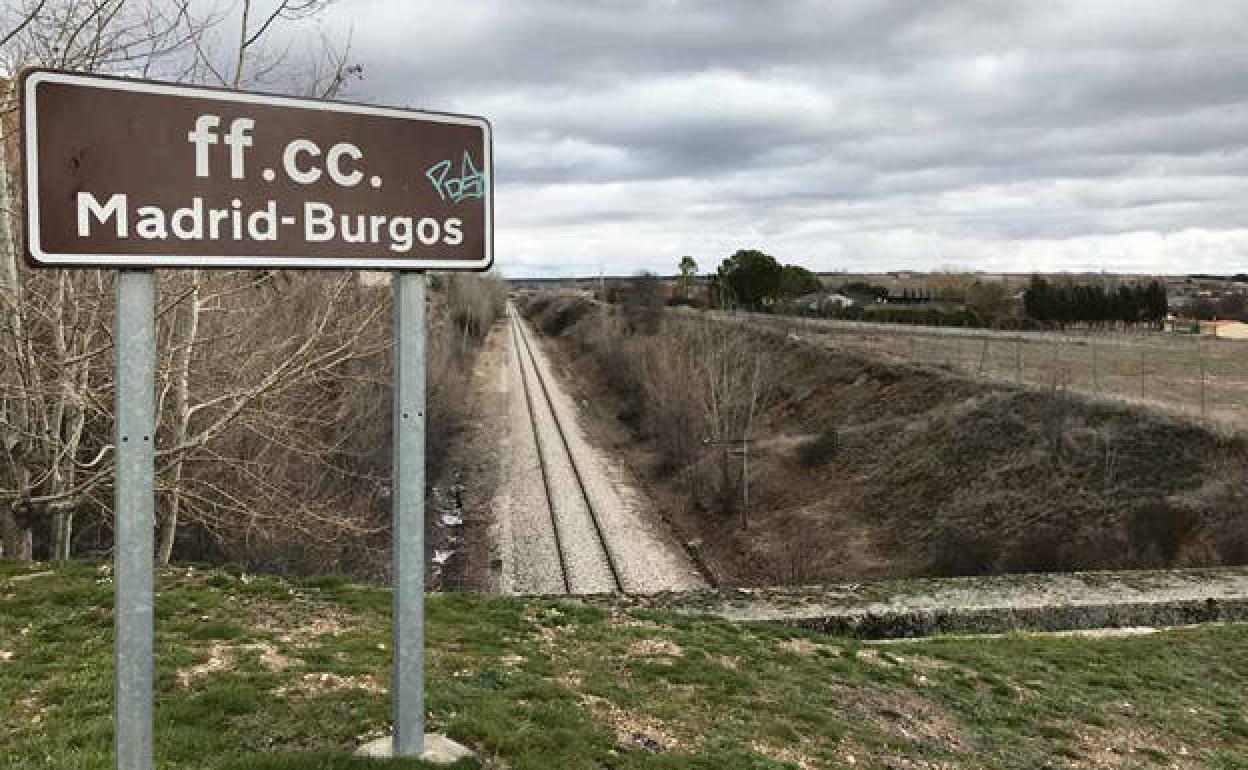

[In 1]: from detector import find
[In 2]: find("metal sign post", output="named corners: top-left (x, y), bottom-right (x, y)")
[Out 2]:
top-left (114, 268), bottom-right (155, 770)
top-left (21, 68), bottom-right (492, 767)
top-left (392, 270), bottom-right (427, 757)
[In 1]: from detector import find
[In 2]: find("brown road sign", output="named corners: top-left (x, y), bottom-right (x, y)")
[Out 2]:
top-left (21, 69), bottom-right (492, 270)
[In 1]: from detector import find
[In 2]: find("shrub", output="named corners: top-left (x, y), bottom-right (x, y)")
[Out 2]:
top-left (620, 272), bottom-right (665, 334)
top-left (1128, 499), bottom-right (1199, 564)
top-left (797, 427), bottom-right (839, 468)
top-left (446, 273), bottom-right (505, 341)
top-left (539, 298), bottom-right (593, 336)
top-left (929, 519), bottom-right (1000, 576)
top-left (1000, 524), bottom-right (1069, 573)
top-left (519, 293), bottom-right (553, 318)
top-left (1219, 516), bottom-right (1248, 564)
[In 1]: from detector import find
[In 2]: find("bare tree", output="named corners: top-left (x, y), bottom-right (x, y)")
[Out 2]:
top-left (693, 322), bottom-right (772, 521)
top-left (0, 0), bottom-right (363, 562)
top-left (630, 316), bottom-right (775, 519)
top-left (0, 1), bottom-right (51, 49)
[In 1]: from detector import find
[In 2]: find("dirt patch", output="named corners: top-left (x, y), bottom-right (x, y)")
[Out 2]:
top-left (177, 642), bottom-right (235, 687)
top-left (581, 693), bottom-right (688, 753)
top-left (838, 737), bottom-right (960, 769)
top-left (838, 684), bottom-right (971, 758)
top-left (274, 616), bottom-right (347, 643)
top-left (523, 608), bottom-right (581, 651)
top-left (624, 638), bottom-right (683, 660)
top-left (12, 695), bottom-right (48, 728)
top-left (177, 641), bottom-right (299, 688)
top-left (778, 637), bottom-right (840, 658)
top-left (243, 604), bottom-right (351, 645)
top-left (254, 643), bottom-right (296, 671)
top-left (751, 740), bottom-right (820, 769)
top-left (557, 671), bottom-right (583, 689)
top-left (274, 672), bottom-right (385, 698)
top-left (1070, 725), bottom-right (1201, 769)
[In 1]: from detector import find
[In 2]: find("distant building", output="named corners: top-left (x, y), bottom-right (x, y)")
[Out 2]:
top-left (1165, 317), bottom-right (1248, 339)
top-left (1164, 317), bottom-right (1202, 335)
top-left (1210, 320), bottom-right (1248, 340)
top-left (791, 292), bottom-right (854, 311)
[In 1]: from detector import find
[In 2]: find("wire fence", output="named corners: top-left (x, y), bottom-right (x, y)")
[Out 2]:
top-left (754, 314), bottom-right (1248, 434)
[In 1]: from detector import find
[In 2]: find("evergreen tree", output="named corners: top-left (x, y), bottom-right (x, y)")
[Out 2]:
top-left (1024, 276), bottom-right (1050, 322)
top-left (717, 249), bottom-right (783, 309)
top-left (1024, 278), bottom-right (1167, 326)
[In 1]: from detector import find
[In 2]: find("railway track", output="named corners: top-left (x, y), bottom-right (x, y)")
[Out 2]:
top-left (507, 306), bottom-right (625, 594)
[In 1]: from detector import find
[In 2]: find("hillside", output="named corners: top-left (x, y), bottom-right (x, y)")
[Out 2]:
top-left (520, 295), bottom-right (1248, 586)
top-left (3, 561), bottom-right (1248, 769)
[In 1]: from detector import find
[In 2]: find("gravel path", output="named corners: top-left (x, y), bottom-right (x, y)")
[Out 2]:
top-left (499, 305), bottom-right (706, 595)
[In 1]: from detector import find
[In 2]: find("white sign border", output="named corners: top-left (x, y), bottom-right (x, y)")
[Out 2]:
top-left (23, 69), bottom-right (494, 271)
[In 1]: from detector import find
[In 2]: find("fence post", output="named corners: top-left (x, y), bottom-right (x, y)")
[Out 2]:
top-left (1198, 337), bottom-right (1207, 422)
top-left (1091, 342), bottom-right (1099, 396)
top-left (741, 436), bottom-right (749, 532)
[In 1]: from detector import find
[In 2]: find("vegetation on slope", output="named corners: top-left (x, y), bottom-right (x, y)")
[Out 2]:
top-left (521, 293), bottom-right (1248, 585)
top-left (3, 562), bottom-right (1247, 769)
top-left (3, 271), bottom-right (505, 580)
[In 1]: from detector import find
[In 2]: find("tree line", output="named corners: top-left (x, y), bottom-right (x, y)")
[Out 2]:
top-left (1023, 277), bottom-right (1168, 326)
top-left (681, 248), bottom-right (1174, 331)
top-left (709, 249), bottom-right (821, 309)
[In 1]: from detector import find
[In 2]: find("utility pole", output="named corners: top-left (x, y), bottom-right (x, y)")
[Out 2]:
top-left (741, 435), bottom-right (750, 531)
top-left (1198, 337), bottom-right (1207, 422)
top-left (1051, 340), bottom-right (1060, 393)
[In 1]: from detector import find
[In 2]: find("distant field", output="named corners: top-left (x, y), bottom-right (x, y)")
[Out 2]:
top-left (740, 313), bottom-right (1248, 432)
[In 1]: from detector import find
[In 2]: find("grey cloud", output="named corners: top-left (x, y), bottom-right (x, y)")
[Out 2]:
top-left (306, 0), bottom-right (1248, 275)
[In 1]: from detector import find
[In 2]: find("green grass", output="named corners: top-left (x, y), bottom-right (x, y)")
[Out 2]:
top-left (3, 561), bottom-right (1247, 769)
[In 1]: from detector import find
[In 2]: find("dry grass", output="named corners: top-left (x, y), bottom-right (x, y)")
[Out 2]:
top-left (775, 316), bottom-right (1248, 432)
top-left (524, 294), bottom-right (1248, 585)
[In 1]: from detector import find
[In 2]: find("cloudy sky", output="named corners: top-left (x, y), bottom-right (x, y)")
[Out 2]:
top-left (312, 0), bottom-right (1248, 278)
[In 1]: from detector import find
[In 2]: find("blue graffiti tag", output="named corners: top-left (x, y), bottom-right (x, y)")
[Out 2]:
top-left (426, 151), bottom-right (488, 203)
